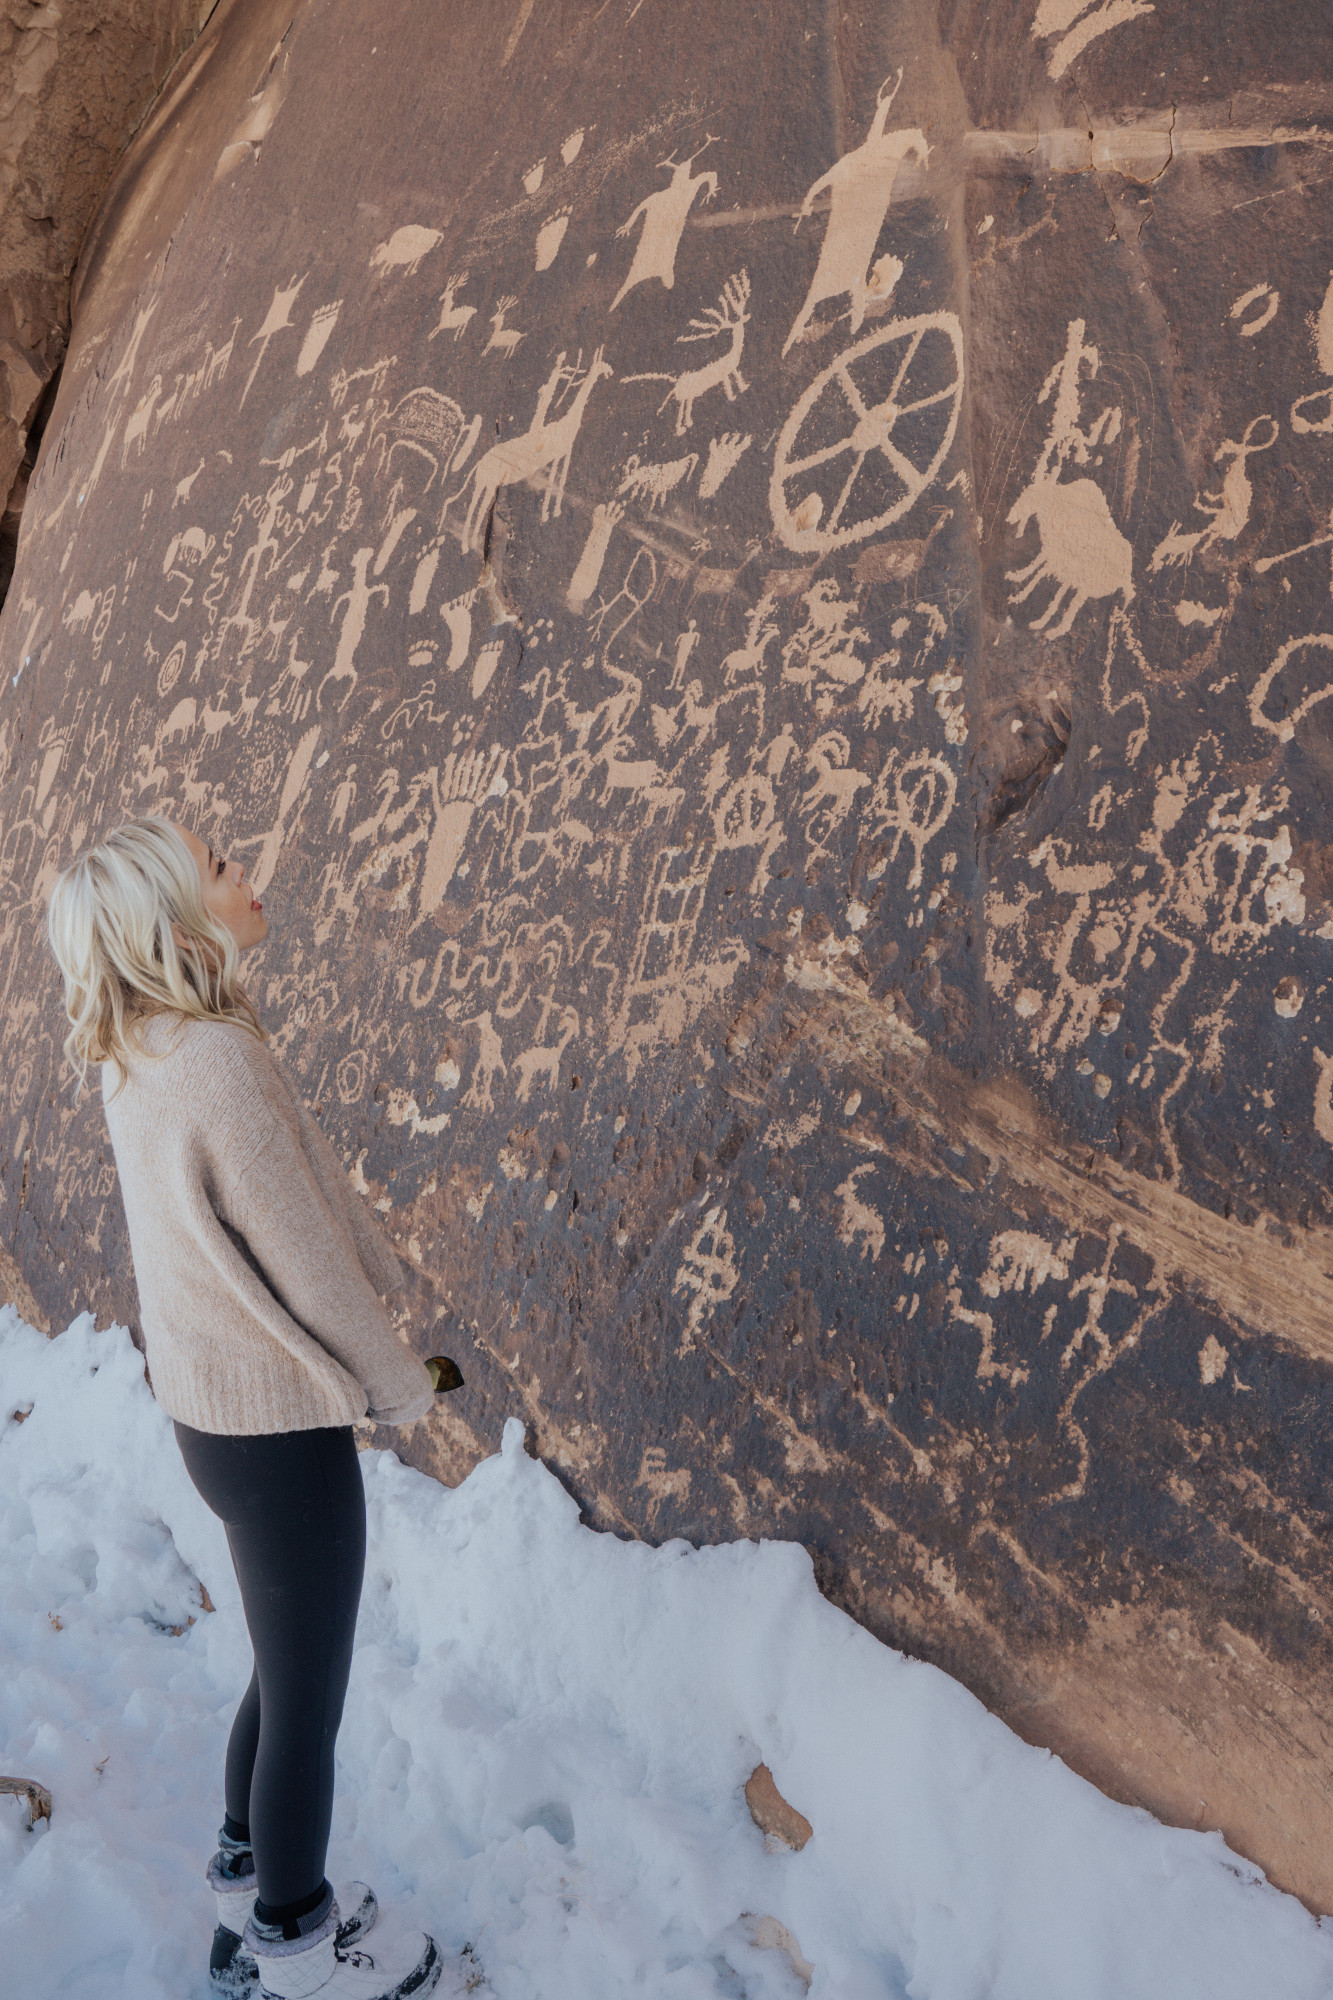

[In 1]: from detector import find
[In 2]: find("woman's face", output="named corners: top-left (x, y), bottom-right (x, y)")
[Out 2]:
top-left (169, 824), bottom-right (268, 951)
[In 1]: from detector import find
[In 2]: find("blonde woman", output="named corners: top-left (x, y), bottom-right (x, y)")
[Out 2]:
top-left (46, 815), bottom-right (445, 2000)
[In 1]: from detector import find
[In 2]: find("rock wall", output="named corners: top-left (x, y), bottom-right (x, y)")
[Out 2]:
top-left (0, 0), bottom-right (215, 596)
top-left (4, 0), bottom-right (1333, 1909)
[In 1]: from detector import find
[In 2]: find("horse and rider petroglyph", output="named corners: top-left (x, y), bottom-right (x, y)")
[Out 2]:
top-left (1006, 317), bottom-right (1135, 638)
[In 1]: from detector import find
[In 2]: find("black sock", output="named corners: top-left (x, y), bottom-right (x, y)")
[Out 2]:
top-left (222, 1814), bottom-right (251, 1846)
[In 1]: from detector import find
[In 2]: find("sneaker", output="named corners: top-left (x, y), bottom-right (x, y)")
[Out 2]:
top-left (244, 1897), bottom-right (441, 2000)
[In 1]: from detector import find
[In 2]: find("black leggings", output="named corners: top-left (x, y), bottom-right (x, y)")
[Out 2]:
top-left (174, 1421), bottom-right (366, 1910)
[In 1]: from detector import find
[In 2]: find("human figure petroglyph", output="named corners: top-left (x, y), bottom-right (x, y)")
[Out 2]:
top-left (673, 1204), bottom-right (739, 1350)
top-left (567, 500), bottom-right (623, 612)
top-left (240, 275), bottom-right (306, 407)
top-left (698, 431), bottom-right (752, 498)
top-left (318, 547), bottom-right (387, 710)
top-left (771, 313), bottom-right (964, 553)
top-left (1151, 415), bottom-right (1276, 571)
top-left (625, 270), bottom-right (751, 436)
top-left (483, 296), bottom-right (526, 357)
top-left (783, 75), bottom-right (927, 355)
top-left (457, 349), bottom-right (613, 550)
top-left (1005, 318), bottom-right (1134, 639)
top-left (370, 224), bottom-right (443, 278)
top-left (869, 748), bottom-right (957, 888)
top-left (430, 273), bottom-right (476, 342)
top-left (461, 1010), bottom-right (507, 1112)
top-left (611, 139), bottom-right (719, 311)
top-left (669, 618), bottom-right (700, 691)
top-left (296, 301), bottom-right (342, 377)
top-left (218, 476), bottom-right (291, 654)
top-left (617, 451), bottom-right (698, 510)
top-left (513, 1004), bottom-right (580, 1100)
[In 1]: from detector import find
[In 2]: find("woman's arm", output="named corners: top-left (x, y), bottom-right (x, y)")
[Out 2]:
top-left (224, 1114), bottom-right (434, 1424)
top-left (288, 1093), bottom-right (407, 1299)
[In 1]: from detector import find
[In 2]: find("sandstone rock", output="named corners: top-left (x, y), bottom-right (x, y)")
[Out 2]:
top-left (3, 0), bottom-right (1333, 1913)
top-left (745, 1764), bottom-right (814, 1851)
top-left (0, 0), bottom-right (214, 587)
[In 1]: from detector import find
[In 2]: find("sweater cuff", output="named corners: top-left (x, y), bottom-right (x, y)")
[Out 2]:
top-left (366, 1385), bottom-right (434, 1426)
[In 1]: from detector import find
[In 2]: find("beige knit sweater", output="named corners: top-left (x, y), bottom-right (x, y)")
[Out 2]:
top-left (101, 1010), bottom-right (435, 1436)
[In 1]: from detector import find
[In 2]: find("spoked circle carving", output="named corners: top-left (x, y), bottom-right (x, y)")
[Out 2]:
top-left (770, 312), bottom-right (964, 554)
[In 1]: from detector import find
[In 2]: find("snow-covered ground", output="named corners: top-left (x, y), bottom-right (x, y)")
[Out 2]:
top-left (1, 1306), bottom-right (1331, 2000)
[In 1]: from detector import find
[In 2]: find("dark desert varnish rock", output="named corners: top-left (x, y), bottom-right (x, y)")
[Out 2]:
top-left (3, 0), bottom-right (1333, 1910)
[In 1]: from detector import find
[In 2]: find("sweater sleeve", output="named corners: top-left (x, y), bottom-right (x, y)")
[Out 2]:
top-left (215, 1088), bottom-right (433, 1427)
top-left (288, 1095), bottom-right (408, 1299)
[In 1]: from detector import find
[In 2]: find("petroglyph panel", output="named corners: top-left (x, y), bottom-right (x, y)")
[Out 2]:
top-left (4, 0), bottom-right (1333, 1915)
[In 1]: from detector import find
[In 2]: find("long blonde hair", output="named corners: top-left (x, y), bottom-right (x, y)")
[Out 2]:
top-left (47, 814), bottom-right (265, 1102)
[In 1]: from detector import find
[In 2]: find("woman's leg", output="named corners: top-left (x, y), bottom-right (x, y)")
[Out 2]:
top-left (223, 1666), bottom-right (261, 1835)
top-left (174, 1421), bottom-right (366, 1913)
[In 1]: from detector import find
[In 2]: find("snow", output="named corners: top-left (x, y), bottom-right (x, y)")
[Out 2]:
top-left (1, 1307), bottom-right (1331, 2000)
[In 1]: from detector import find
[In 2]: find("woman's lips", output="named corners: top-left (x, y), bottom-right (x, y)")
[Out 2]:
top-left (251, 898), bottom-right (262, 911)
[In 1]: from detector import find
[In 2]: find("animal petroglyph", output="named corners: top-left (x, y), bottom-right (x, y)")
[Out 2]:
top-left (1031, 0), bottom-right (1155, 82)
top-left (241, 276), bottom-right (306, 407)
top-left (771, 313), bottom-right (964, 553)
top-left (698, 431), bottom-right (752, 498)
top-left (626, 270), bottom-right (751, 435)
top-left (430, 273), bottom-right (477, 342)
top-left (617, 451), bottom-right (698, 510)
top-left (318, 548), bottom-right (388, 710)
top-left (567, 500), bottom-right (623, 611)
top-left (370, 225), bottom-right (443, 278)
top-left (783, 76), bottom-right (927, 355)
top-left (611, 139), bottom-right (719, 311)
top-left (1006, 319), bottom-right (1134, 638)
top-left (457, 349), bottom-right (612, 549)
top-left (513, 1004), bottom-right (579, 1100)
top-left (1150, 415), bottom-right (1276, 571)
top-left (483, 296), bottom-right (526, 357)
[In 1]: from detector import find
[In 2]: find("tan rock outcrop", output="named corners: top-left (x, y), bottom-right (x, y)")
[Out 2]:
top-left (0, 0), bottom-right (213, 585)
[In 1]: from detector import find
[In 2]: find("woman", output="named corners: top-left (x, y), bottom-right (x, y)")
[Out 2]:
top-left (46, 813), bottom-right (444, 2000)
